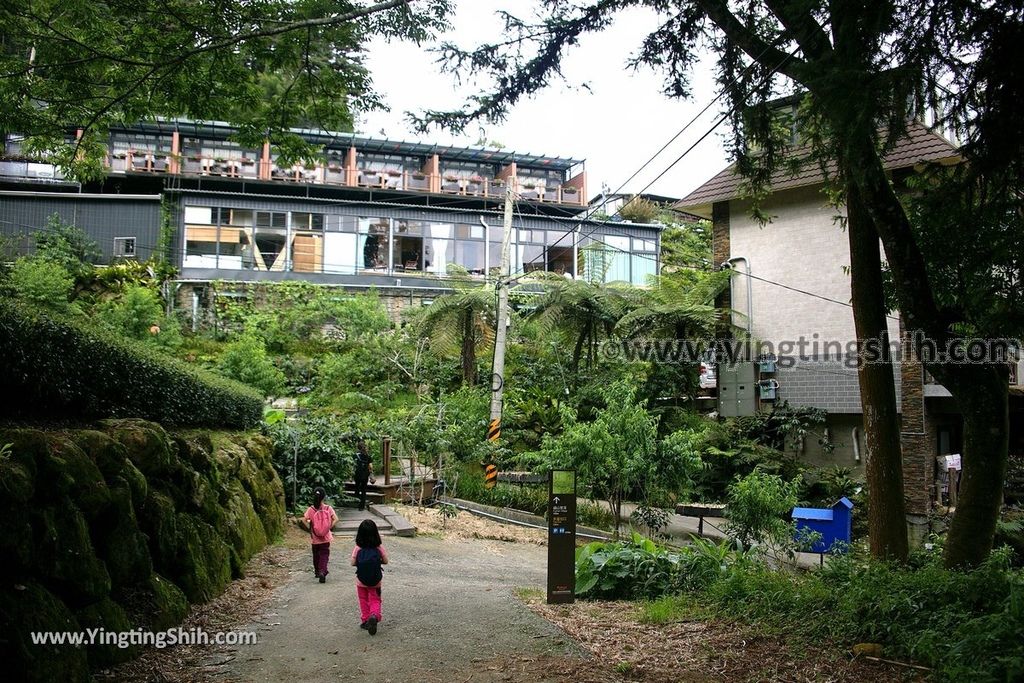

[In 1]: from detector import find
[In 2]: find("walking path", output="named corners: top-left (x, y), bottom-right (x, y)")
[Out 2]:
top-left (223, 530), bottom-right (579, 682)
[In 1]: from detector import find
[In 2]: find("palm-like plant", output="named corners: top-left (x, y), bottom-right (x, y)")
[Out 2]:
top-left (525, 272), bottom-right (631, 375)
top-left (415, 275), bottom-right (495, 386)
top-left (616, 269), bottom-right (732, 340)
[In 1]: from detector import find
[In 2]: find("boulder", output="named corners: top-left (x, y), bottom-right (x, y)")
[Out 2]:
top-left (34, 503), bottom-right (111, 608)
top-left (74, 597), bottom-right (138, 667)
top-left (0, 582), bottom-right (89, 683)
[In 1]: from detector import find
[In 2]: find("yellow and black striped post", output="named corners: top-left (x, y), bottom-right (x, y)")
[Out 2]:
top-left (484, 417), bottom-right (501, 488)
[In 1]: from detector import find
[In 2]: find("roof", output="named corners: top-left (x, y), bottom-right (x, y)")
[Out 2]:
top-left (676, 121), bottom-right (959, 217)
top-left (792, 507), bottom-right (833, 521)
top-left (116, 118), bottom-right (583, 171)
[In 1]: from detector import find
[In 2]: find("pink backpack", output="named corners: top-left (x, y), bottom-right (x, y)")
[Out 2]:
top-left (310, 506), bottom-right (332, 538)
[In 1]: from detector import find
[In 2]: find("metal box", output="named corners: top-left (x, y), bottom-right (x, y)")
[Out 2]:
top-left (791, 497), bottom-right (854, 553)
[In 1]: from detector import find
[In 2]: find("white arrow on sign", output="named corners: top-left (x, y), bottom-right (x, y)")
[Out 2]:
top-left (552, 496), bottom-right (560, 504)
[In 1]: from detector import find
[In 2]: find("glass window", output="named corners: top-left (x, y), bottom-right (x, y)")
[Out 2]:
top-left (633, 237), bottom-right (657, 252)
top-left (519, 244), bottom-right (545, 273)
top-left (631, 254), bottom-right (657, 285)
top-left (455, 240), bottom-right (485, 274)
top-left (454, 223), bottom-right (484, 240)
top-left (184, 206), bottom-right (213, 225)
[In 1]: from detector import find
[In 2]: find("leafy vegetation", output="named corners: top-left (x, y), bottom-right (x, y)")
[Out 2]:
top-left (0, 300), bottom-right (261, 429)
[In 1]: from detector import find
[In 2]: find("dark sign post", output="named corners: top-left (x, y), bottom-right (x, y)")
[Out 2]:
top-left (547, 469), bottom-right (577, 604)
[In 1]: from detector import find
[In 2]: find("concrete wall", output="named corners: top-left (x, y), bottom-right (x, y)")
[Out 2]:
top-left (727, 185), bottom-right (901, 350)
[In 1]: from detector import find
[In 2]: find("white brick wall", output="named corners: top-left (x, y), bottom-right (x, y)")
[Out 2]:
top-left (727, 184), bottom-right (901, 352)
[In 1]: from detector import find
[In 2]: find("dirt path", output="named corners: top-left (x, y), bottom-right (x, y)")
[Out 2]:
top-left (223, 528), bottom-right (579, 682)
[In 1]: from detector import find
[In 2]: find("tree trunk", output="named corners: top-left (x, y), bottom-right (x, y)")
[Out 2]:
top-left (841, 131), bottom-right (1010, 568)
top-left (938, 364), bottom-right (1010, 568)
top-left (461, 310), bottom-right (476, 386)
top-left (846, 182), bottom-right (909, 562)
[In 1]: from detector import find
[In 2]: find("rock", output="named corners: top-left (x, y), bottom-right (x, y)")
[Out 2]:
top-left (852, 642), bottom-right (884, 658)
top-left (95, 482), bottom-right (153, 588)
top-left (74, 597), bottom-right (138, 667)
top-left (102, 419), bottom-right (176, 479)
top-left (44, 438), bottom-right (111, 519)
top-left (220, 480), bottom-right (267, 576)
top-left (0, 581), bottom-right (89, 682)
top-left (34, 502), bottom-right (112, 608)
top-left (146, 573), bottom-right (188, 632)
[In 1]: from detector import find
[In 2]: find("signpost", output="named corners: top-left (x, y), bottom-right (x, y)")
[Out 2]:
top-left (547, 469), bottom-right (577, 604)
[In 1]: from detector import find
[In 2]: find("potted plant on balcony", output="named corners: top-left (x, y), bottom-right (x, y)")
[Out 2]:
top-left (562, 186), bottom-right (579, 200)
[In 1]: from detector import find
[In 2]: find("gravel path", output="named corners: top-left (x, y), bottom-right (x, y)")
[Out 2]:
top-left (224, 532), bottom-right (580, 682)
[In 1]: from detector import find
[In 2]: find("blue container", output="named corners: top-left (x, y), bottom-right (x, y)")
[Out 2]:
top-left (791, 497), bottom-right (853, 553)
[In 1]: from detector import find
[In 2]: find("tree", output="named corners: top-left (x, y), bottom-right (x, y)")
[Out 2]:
top-left (528, 272), bottom-right (630, 376)
top-left (540, 381), bottom-right (659, 537)
top-left (419, 0), bottom-right (1022, 568)
top-left (218, 334), bottom-right (287, 397)
top-left (33, 214), bottom-right (101, 280)
top-left (415, 277), bottom-right (495, 386)
top-left (1, 0), bottom-right (452, 178)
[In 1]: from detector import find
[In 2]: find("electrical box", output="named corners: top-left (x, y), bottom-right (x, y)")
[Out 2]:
top-left (758, 354), bottom-right (777, 374)
top-left (758, 379), bottom-right (779, 400)
top-left (718, 363), bottom-right (758, 416)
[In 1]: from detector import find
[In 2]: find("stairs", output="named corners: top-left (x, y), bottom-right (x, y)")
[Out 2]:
top-left (331, 504), bottom-right (416, 538)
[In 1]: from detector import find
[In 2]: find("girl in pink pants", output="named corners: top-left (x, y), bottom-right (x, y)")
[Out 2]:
top-left (351, 519), bottom-right (388, 635)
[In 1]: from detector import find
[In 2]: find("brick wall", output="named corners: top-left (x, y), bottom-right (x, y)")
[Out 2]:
top-left (899, 331), bottom-right (935, 515)
top-left (712, 201), bottom-right (731, 313)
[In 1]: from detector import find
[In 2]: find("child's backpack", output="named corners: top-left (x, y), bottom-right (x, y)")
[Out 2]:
top-left (310, 506), bottom-right (332, 538)
top-left (355, 546), bottom-right (383, 586)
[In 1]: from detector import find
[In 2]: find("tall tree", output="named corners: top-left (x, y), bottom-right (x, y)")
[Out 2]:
top-left (417, 1), bottom-right (1023, 566)
top-left (415, 278), bottom-right (495, 387)
top-left (527, 273), bottom-right (630, 376)
top-left (0, 0), bottom-right (451, 178)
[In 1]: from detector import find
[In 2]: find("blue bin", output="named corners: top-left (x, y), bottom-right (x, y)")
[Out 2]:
top-left (791, 497), bottom-right (853, 553)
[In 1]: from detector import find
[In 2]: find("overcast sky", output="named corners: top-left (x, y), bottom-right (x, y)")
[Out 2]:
top-left (359, 1), bottom-right (731, 200)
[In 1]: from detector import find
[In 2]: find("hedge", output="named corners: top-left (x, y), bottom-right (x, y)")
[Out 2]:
top-left (0, 301), bottom-right (263, 429)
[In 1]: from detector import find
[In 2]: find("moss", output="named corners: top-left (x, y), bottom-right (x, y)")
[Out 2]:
top-left (146, 573), bottom-right (189, 632)
top-left (0, 509), bottom-right (33, 579)
top-left (220, 435), bottom-right (285, 540)
top-left (0, 429), bottom-right (45, 480)
top-left (139, 490), bottom-right (179, 578)
top-left (0, 458), bottom-right (35, 504)
top-left (44, 438), bottom-right (111, 519)
top-left (74, 597), bottom-right (138, 667)
top-left (73, 430), bottom-right (127, 480)
top-left (138, 490), bottom-right (231, 602)
top-left (220, 481), bottom-right (267, 576)
top-left (95, 482), bottom-right (152, 588)
top-left (0, 582), bottom-right (89, 683)
top-left (34, 502), bottom-right (111, 607)
top-left (172, 513), bottom-right (232, 602)
top-left (102, 419), bottom-right (176, 479)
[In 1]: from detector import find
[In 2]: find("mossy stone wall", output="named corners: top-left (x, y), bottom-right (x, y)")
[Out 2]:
top-left (0, 420), bottom-right (285, 681)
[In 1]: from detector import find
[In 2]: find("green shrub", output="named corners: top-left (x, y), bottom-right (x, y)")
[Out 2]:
top-left (218, 334), bottom-right (286, 397)
top-left (724, 470), bottom-right (800, 548)
top-left (0, 301), bottom-right (262, 429)
top-left (95, 284), bottom-right (182, 350)
top-left (265, 414), bottom-right (362, 510)
top-left (6, 257), bottom-right (78, 315)
top-left (575, 534), bottom-right (682, 600)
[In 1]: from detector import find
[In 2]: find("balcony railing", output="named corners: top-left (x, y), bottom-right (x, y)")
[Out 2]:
top-left (103, 151), bottom-right (586, 205)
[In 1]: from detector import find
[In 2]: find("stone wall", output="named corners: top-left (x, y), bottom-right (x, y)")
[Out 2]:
top-left (0, 420), bottom-right (284, 681)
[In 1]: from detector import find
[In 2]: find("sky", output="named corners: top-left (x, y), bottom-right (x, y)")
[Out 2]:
top-left (358, 1), bottom-right (732, 201)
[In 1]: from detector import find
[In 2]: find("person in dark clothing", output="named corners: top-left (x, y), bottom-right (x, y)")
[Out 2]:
top-left (353, 440), bottom-right (373, 511)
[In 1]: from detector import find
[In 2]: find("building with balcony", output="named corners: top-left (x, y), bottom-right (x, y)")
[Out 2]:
top-left (1, 120), bottom-right (662, 316)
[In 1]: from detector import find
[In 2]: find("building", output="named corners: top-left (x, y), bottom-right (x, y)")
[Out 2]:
top-left (1, 120), bottom-right (663, 319)
top-left (676, 120), bottom-right (1023, 523)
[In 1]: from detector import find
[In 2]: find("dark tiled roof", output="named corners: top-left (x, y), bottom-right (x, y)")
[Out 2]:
top-left (676, 121), bottom-right (959, 211)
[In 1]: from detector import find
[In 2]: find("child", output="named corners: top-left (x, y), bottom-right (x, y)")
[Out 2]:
top-left (303, 487), bottom-right (337, 583)
top-left (351, 519), bottom-right (388, 635)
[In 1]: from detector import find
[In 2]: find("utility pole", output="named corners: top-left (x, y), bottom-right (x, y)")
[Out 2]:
top-left (485, 184), bottom-right (514, 487)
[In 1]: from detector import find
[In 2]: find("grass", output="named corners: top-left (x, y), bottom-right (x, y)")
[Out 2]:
top-left (638, 594), bottom-right (709, 625)
top-left (514, 586), bottom-right (544, 602)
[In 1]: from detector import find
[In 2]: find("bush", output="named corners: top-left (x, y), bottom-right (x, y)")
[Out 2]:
top-left (266, 414), bottom-right (363, 510)
top-left (0, 301), bottom-right (262, 428)
top-left (95, 284), bottom-right (182, 351)
top-left (724, 470), bottom-right (801, 548)
top-left (218, 334), bottom-right (287, 397)
top-left (6, 257), bottom-right (78, 315)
